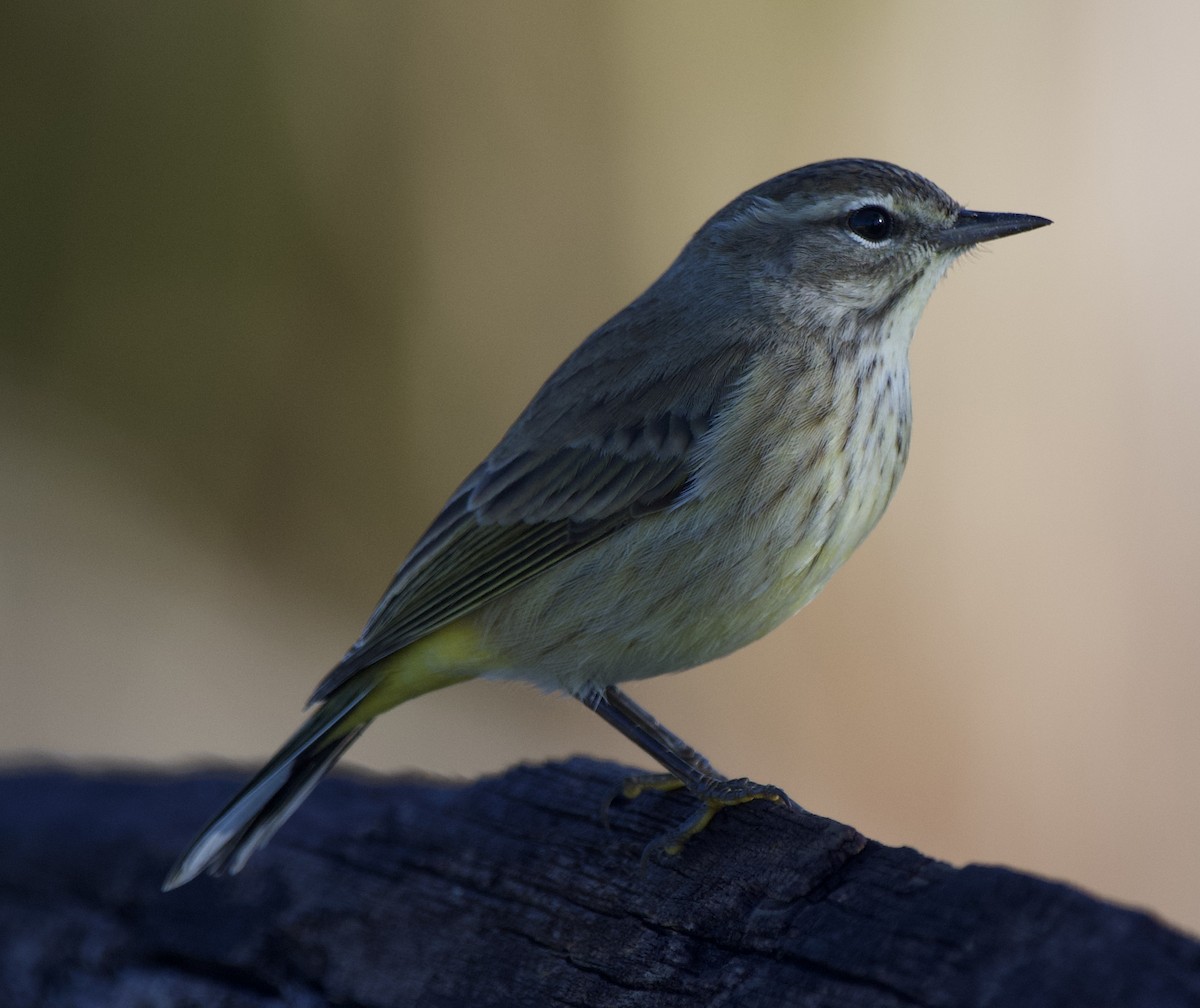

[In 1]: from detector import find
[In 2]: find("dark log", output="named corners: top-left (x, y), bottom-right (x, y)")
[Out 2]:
top-left (1, 758), bottom-right (1197, 1007)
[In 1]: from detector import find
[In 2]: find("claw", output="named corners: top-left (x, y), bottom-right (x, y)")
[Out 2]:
top-left (602, 771), bottom-right (679, 831)
top-left (619, 771), bottom-right (684, 802)
top-left (582, 686), bottom-right (789, 859)
top-left (615, 771), bottom-right (788, 861)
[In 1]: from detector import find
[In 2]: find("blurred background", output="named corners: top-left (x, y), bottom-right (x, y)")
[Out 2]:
top-left (4, 2), bottom-right (1199, 933)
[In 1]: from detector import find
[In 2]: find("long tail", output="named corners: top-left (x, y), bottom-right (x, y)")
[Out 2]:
top-left (164, 624), bottom-right (483, 890)
top-left (162, 678), bottom-right (377, 890)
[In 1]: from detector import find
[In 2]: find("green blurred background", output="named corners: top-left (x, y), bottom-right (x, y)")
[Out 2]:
top-left (5, 2), bottom-right (1200, 932)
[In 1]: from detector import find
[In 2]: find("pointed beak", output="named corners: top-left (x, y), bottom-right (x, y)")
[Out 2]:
top-left (937, 209), bottom-right (1052, 249)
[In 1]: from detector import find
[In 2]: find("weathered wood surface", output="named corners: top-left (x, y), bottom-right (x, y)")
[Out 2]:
top-left (1, 758), bottom-right (1197, 1007)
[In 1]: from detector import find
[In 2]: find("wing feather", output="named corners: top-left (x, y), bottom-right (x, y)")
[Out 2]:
top-left (309, 336), bottom-right (755, 703)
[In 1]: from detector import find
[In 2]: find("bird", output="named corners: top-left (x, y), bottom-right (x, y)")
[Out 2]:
top-left (164, 158), bottom-right (1050, 889)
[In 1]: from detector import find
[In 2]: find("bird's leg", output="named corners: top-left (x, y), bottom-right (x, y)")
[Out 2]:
top-left (581, 685), bottom-right (788, 857)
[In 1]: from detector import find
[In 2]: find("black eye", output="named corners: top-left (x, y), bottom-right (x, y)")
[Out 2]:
top-left (846, 205), bottom-right (893, 243)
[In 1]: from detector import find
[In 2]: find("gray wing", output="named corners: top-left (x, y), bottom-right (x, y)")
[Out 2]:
top-left (309, 332), bottom-right (755, 704)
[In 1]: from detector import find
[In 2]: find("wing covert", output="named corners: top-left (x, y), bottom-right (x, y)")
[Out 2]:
top-left (309, 339), bottom-right (756, 702)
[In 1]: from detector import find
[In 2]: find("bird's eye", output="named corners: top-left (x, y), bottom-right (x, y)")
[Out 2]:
top-left (846, 205), bottom-right (893, 243)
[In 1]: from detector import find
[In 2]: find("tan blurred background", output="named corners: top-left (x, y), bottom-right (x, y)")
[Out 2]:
top-left (4, 2), bottom-right (1199, 932)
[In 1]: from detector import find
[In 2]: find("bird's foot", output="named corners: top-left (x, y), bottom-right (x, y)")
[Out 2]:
top-left (610, 771), bottom-right (789, 860)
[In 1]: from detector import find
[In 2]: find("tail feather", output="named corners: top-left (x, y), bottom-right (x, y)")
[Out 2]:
top-left (165, 629), bottom-right (482, 890)
top-left (162, 685), bottom-right (373, 891)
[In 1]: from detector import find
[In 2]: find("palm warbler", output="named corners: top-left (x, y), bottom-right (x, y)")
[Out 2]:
top-left (165, 159), bottom-right (1049, 889)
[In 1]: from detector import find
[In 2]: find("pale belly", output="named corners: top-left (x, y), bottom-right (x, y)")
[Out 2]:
top-left (472, 344), bottom-right (911, 695)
